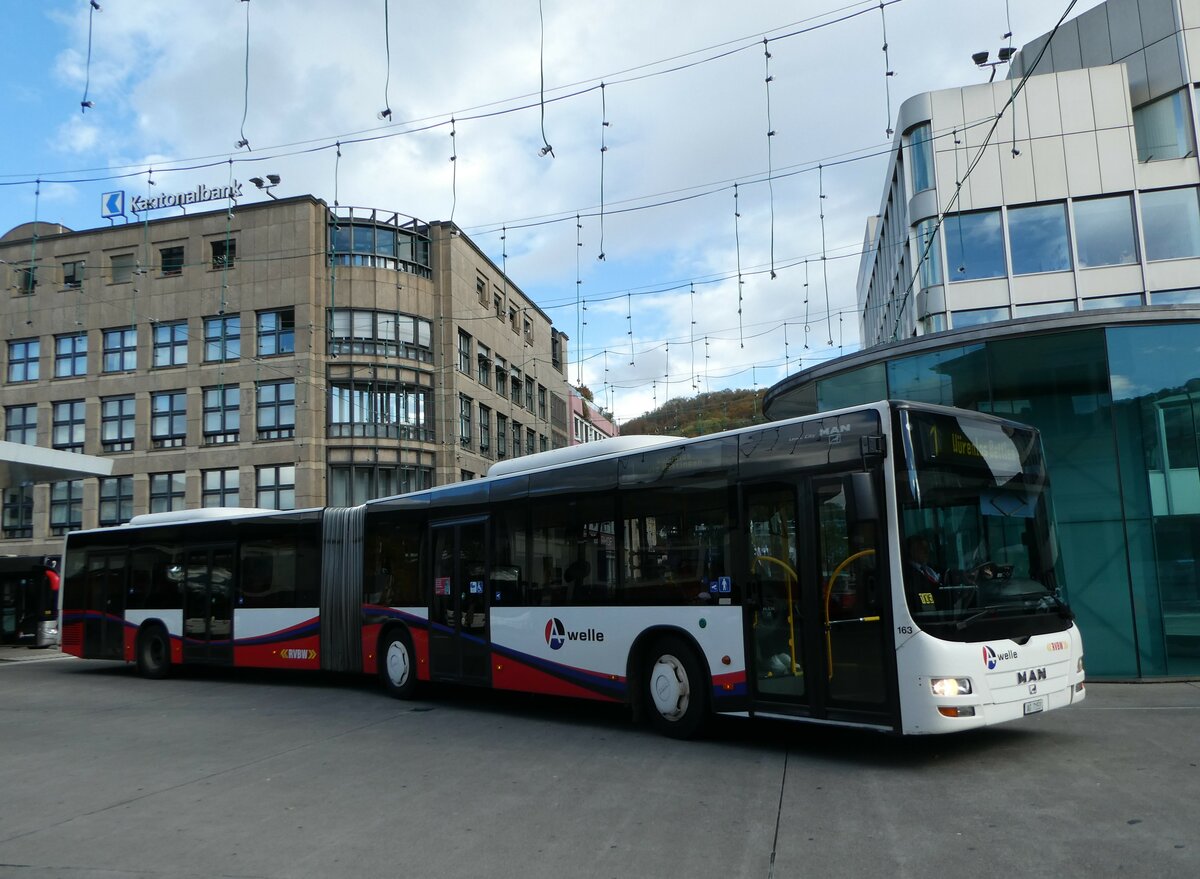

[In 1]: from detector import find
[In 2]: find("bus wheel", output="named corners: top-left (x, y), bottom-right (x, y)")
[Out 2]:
top-left (646, 636), bottom-right (708, 739)
top-left (379, 630), bottom-right (417, 699)
top-left (136, 626), bottom-right (171, 680)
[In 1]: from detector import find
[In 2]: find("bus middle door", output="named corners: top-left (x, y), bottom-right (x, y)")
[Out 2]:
top-left (181, 545), bottom-right (235, 666)
top-left (428, 518), bottom-right (490, 685)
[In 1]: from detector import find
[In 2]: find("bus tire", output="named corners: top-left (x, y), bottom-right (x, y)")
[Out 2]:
top-left (379, 629), bottom-right (418, 699)
top-left (136, 625), bottom-right (171, 680)
top-left (645, 635), bottom-right (708, 739)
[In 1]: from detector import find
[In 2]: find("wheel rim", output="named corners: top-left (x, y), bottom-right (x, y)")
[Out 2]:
top-left (385, 640), bottom-right (410, 688)
top-left (147, 636), bottom-right (164, 666)
top-left (649, 653), bottom-right (690, 721)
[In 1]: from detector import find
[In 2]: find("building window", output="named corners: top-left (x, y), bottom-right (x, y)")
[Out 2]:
top-left (52, 400), bottom-right (85, 452)
top-left (328, 378), bottom-right (431, 440)
top-left (328, 214), bottom-right (431, 274)
top-left (512, 421), bottom-right (524, 457)
top-left (1133, 89), bottom-right (1194, 163)
top-left (160, 245), bottom-right (184, 276)
top-left (101, 395), bottom-right (136, 452)
top-left (62, 260), bottom-right (84, 289)
top-left (497, 414), bottom-right (508, 459)
top-left (494, 292), bottom-right (504, 319)
top-left (211, 238), bottom-right (236, 269)
top-left (1013, 300), bottom-right (1075, 318)
top-left (509, 306), bottom-right (519, 333)
top-left (149, 472), bottom-right (186, 513)
top-left (55, 332), bottom-right (88, 378)
top-left (202, 468), bottom-right (240, 507)
top-left (257, 308), bottom-right (295, 357)
top-left (327, 464), bottom-right (431, 506)
top-left (49, 480), bottom-right (83, 535)
top-left (537, 385), bottom-right (547, 420)
top-left (523, 318), bottom-right (533, 344)
top-left (479, 405), bottom-right (491, 452)
top-left (915, 218), bottom-right (942, 288)
top-left (102, 326), bottom-right (137, 373)
top-left (496, 357), bottom-right (508, 397)
top-left (458, 330), bottom-right (472, 375)
top-left (257, 380), bottom-right (295, 440)
top-left (17, 265), bottom-right (36, 294)
top-left (1141, 187), bottom-right (1200, 261)
top-left (328, 309), bottom-right (433, 361)
top-left (153, 320), bottom-right (188, 368)
top-left (907, 121), bottom-right (934, 193)
top-left (1082, 293), bottom-right (1144, 309)
top-left (99, 476), bottom-right (134, 526)
top-left (477, 344), bottom-right (491, 387)
top-left (459, 395), bottom-right (472, 447)
top-left (2, 486), bottom-right (33, 539)
top-left (524, 377), bottom-right (534, 411)
top-left (151, 390), bottom-right (187, 448)
top-left (540, 434), bottom-right (548, 453)
top-left (476, 275), bottom-right (487, 304)
top-left (511, 368), bottom-right (522, 405)
top-left (951, 306), bottom-right (1010, 328)
top-left (5, 405), bottom-right (37, 445)
top-left (204, 315), bottom-right (241, 362)
top-left (7, 339), bottom-right (39, 383)
top-left (110, 253), bottom-right (135, 283)
top-left (1073, 195), bottom-right (1137, 268)
top-left (526, 427), bottom-right (536, 456)
top-left (256, 465), bottom-right (296, 511)
top-left (1007, 202), bottom-right (1071, 275)
top-left (944, 209), bottom-right (1006, 281)
top-left (203, 385), bottom-right (240, 444)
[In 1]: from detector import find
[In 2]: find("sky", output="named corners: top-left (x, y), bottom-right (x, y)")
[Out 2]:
top-left (0, 0), bottom-right (1105, 424)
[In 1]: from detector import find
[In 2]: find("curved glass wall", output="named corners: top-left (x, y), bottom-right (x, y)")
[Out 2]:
top-left (770, 319), bottom-right (1200, 677)
top-left (328, 207), bottom-right (432, 277)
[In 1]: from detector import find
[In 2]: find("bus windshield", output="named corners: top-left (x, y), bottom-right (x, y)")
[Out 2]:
top-left (896, 408), bottom-right (1073, 642)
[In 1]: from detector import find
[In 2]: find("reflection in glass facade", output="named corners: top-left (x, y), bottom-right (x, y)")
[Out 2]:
top-left (1008, 203), bottom-right (1071, 275)
top-left (944, 210), bottom-right (1006, 281)
top-left (1141, 187), bottom-right (1200, 262)
top-left (1073, 195), bottom-right (1137, 267)
top-left (783, 318), bottom-right (1200, 677)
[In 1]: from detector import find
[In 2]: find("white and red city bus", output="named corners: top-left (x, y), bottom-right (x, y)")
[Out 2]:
top-left (61, 401), bottom-right (1085, 736)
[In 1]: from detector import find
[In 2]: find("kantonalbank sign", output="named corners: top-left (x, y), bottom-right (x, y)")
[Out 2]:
top-left (101, 182), bottom-right (243, 218)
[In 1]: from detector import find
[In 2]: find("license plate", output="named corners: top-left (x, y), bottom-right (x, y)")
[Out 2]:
top-left (1023, 698), bottom-right (1044, 715)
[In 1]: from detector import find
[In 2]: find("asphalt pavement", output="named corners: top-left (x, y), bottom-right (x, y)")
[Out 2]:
top-left (1, 653), bottom-right (1197, 878)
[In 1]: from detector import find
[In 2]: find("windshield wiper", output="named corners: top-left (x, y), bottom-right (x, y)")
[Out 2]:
top-left (955, 605), bottom-right (1009, 631)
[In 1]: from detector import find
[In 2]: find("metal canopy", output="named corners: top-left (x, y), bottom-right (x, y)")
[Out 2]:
top-left (0, 441), bottom-right (113, 487)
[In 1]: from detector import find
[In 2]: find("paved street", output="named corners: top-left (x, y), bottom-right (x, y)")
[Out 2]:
top-left (1, 652), bottom-right (1197, 878)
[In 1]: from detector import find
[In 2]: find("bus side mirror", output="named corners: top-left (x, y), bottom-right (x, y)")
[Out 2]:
top-left (844, 472), bottom-right (880, 525)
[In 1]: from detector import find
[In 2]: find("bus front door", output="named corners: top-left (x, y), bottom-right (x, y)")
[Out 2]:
top-left (428, 519), bottom-right (490, 685)
top-left (181, 545), bottom-right (235, 665)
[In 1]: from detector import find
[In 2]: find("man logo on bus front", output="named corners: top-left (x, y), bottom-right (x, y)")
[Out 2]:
top-left (545, 618), bottom-right (566, 650)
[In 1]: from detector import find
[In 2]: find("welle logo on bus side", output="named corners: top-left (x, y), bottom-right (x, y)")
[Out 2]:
top-left (544, 618), bottom-right (605, 650)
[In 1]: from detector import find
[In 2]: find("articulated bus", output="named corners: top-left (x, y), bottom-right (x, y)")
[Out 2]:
top-left (1, 556), bottom-right (60, 647)
top-left (61, 401), bottom-right (1085, 737)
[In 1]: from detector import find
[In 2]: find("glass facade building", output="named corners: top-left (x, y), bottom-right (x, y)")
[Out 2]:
top-left (764, 309), bottom-right (1200, 678)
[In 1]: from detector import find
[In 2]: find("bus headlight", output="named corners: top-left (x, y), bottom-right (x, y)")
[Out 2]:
top-left (1077, 656), bottom-right (1085, 674)
top-left (930, 677), bottom-right (973, 697)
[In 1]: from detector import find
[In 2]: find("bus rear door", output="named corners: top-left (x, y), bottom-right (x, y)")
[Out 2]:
top-left (428, 518), bottom-right (491, 685)
top-left (83, 552), bottom-right (127, 660)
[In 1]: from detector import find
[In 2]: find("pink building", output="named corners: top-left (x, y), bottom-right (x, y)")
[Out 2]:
top-left (569, 390), bottom-right (618, 445)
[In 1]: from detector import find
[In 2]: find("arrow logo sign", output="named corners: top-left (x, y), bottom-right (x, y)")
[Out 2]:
top-left (101, 191), bottom-right (125, 218)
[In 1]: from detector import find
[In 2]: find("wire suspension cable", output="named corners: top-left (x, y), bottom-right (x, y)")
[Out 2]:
top-left (733, 183), bottom-right (745, 348)
top-left (379, 0), bottom-right (393, 120)
top-left (879, 2), bottom-right (895, 137)
top-left (598, 82), bottom-right (609, 260)
top-left (818, 165), bottom-right (833, 346)
top-left (449, 118), bottom-right (458, 224)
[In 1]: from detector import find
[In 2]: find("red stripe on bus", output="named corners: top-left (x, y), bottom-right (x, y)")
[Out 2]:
top-left (491, 652), bottom-right (622, 702)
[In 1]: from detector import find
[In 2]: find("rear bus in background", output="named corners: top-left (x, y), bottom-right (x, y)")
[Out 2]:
top-left (61, 400), bottom-right (1085, 737)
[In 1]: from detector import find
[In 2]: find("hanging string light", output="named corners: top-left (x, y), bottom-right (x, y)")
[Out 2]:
top-left (236, 0), bottom-right (252, 150)
top-left (575, 214), bottom-right (584, 385)
top-left (879, 2), bottom-right (896, 137)
top-left (80, 1), bottom-right (101, 112)
top-left (626, 292), bottom-right (635, 366)
top-left (733, 184), bottom-right (745, 348)
top-left (378, 0), bottom-right (393, 120)
top-left (537, 0), bottom-right (554, 157)
top-left (689, 282), bottom-right (698, 390)
top-left (449, 118), bottom-right (458, 224)
top-left (598, 82), bottom-right (609, 260)
top-left (763, 38), bottom-right (778, 280)
top-left (818, 164), bottom-right (833, 346)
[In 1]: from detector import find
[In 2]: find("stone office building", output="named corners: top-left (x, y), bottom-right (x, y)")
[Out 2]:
top-left (0, 194), bottom-right (572, 560)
